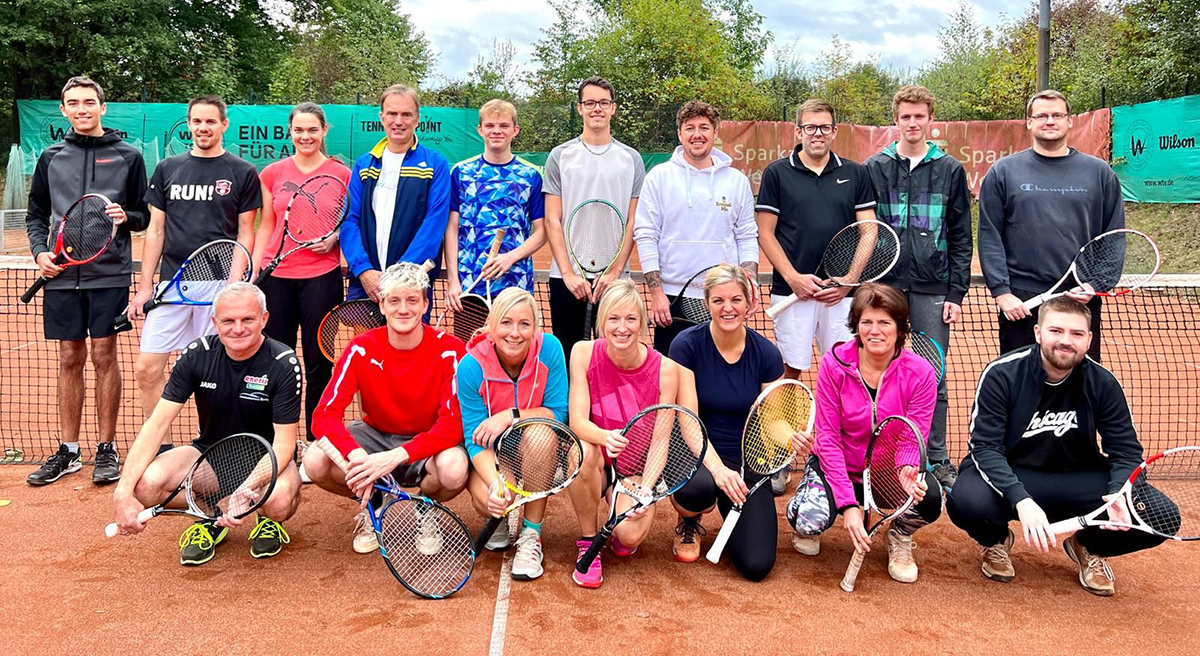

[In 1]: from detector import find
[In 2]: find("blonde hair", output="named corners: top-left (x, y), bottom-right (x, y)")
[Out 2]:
top-left (484, 287), bottom-right (540, 337)
top-left (703, 263), bottom-right (754, 303)
top-left (479, 99), bottom-right (518, 124)
top-left (892, 85), bottom-right (935, 117)
top-left (378, 262), bottom-right (430, 298)
top-left (594, 279), bottom-right (649, 341)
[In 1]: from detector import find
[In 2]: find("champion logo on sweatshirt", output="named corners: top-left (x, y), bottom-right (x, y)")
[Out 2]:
top-left (1021, 410), bottom-right (1078, 438)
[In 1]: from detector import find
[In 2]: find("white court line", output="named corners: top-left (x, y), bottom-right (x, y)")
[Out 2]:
top-left (487, 511), bottom-right (520, 656)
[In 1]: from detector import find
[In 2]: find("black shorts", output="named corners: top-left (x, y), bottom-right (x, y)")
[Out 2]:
top-left (43, 286), bottom-right (130, 340)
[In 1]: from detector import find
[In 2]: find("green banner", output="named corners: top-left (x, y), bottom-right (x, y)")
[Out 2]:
top-left (1113, 95), bottom-right (1200, 203)
top-left (17, 100), bottom-right (672, 176)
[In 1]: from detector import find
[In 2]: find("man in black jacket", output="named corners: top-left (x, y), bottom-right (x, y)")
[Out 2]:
top-left (947, 297), bottom-right (1175, 596)
top-left (865, 85), bottom-right (972, 490)
top-left (25, 76), bottom-right (150, 486)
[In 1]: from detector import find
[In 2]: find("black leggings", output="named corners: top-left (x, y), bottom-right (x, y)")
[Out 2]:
top-left (674, 463), bottom-right (776, 582)
top-left (548, 276), bottom-right (590, 360)
top-left (261, 268), bottom-right (343, 437)
top-left (946, 459), bottom-right (1172, 558)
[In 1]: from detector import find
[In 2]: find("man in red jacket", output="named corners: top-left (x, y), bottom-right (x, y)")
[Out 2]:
top-left (305, 262), bottom-right (468, 553)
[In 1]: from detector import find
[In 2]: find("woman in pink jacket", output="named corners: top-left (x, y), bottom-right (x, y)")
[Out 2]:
top-left (785, 283), bottom-right (942, 585)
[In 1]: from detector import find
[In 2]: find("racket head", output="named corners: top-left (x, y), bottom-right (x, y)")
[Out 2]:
top-left (1128, 445), bottom-right (1199, 540)
top-left (377, 496), bottom-right (475, 599)
top-left (614, 404), bottom-right (707, 502)
top-left (56, 193), bottom-right (117, 264)
top-left (565, 199), bottom-right (625, 276)
top-left (184, 433), bottom-right (278, 520)
top-left (741, 380), bottom-right (815, 476)
top-left (862, 415), bottom-right (927, 526)
top-left (819, 220), bottom-right (900, 285)
top-left (318, 299), bottom-right (385, 362)
top-left (494, 418), bottom-right (583, 499)
top-left (908, 332), bottom-right (946, 386)
top-left (1073, 229), bottom-right (1161, 295)
top-left (174, 239), bottom-right (253, 303)
top-left (670, 265), bottom-right (718, 323)
top-left (283, 174), bottom-right (348, 245)
top-left (453, 293), bottom-right (491, 343)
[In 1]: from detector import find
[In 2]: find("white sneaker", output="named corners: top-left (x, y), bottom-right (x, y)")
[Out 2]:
top-left (485, 521), bottom-right (511, 551)
top-left (511, 528), bottom-right (544, 581)
top-left (792, 533), bottom-right (820, 556)
top-left (352, 508), bottom-right (378, 554)
top-left (887, 528), bottom-right (918, 583)
top-left (416, 508), bottom-right (444, 556)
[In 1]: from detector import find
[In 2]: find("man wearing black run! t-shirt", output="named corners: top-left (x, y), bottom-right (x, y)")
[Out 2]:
top-left (112, 283), bottom-right (301, 566)
top-left (127, 95), bottom-right (261, 447)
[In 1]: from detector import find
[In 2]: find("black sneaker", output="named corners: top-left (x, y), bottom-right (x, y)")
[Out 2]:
top-left (248, 515), bottom-right (290, 559)
top-left (179, 520), bottom-right (229, 566)
top-left (92, 442), bottom-right (121, 484)
top-left (930, 459), bottom-right (958, 492)
top-left (27, 444), bottom-right (82, 486)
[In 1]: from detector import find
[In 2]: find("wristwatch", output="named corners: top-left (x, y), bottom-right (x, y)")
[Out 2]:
top-left (511, 408), bottom-right (520, 421)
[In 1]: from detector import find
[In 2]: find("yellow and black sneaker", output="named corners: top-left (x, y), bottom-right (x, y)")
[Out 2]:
top-left (249, 515), bottom-right (290, 559)
top-left (179, 519), bottom-right (228, 566)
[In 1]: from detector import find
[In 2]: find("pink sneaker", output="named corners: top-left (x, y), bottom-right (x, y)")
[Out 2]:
top-left (573, 539), bottom-right (603, 588)
top-left (610, 534), bottom-right (638, 557)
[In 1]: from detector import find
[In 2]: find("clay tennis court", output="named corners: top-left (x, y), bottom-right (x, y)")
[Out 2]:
top-left (2, 243), bottom-right (1200, 654)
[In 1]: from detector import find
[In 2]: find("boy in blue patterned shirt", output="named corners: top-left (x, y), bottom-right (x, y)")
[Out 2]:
top-left (444, 99), bottom-right (546, 313)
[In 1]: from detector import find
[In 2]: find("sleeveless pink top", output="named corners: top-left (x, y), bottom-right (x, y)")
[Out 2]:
top-left (585, 339), bottom-right (663, 431)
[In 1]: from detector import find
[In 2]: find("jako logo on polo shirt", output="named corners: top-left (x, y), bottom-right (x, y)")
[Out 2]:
top-left (1019, 183), bottom-right (1089, 195)
top-left (244, 374), bottom-right (269, 391)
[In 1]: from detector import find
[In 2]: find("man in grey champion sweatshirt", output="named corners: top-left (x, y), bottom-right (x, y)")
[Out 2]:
top-left (977, 89), bottom-right (1124, 360)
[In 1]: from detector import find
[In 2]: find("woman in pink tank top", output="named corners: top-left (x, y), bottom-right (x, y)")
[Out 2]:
top-left (566, 279), bottom-right (682, 589)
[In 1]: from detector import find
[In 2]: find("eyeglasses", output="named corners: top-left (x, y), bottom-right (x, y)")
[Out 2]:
top-left (1030, 113), bottom-right (1068, 123)
top-left (799, 124), bottom-right (835, 136)
top-left (580, 100), bottom-right (613, 110)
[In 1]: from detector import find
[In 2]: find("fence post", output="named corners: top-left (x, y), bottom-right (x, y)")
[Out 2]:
top-left (568, 101), bottom-right (576, 135)
top-left (247, 88), bottom-right (255, 105)
top-left (1100, 86), bottom-right (1106, 108)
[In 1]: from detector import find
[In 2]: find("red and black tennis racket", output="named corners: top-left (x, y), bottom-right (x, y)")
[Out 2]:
top-left (21, 193), bottom-right (119, 303)
top-left (255, 174), bottom-right (348, 285)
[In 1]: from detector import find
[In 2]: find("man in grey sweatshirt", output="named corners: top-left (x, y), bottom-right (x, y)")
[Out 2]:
top-left (977, 89), bottom-right (1124, 360)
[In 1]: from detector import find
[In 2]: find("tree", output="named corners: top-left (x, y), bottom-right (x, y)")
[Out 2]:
top-left (811, 36), bottom-right (909, 125)
top-left (426, 39), bottom-right (522, 107)
top-left (756, 41), bottom-right (814, 122)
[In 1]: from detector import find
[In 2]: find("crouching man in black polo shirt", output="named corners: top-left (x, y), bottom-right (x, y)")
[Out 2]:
top-left (111, 283), bottom-right (303, 565)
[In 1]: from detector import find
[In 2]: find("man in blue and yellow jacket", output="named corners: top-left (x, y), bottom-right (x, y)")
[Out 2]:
top-left (341, 84), bottom-right (450, 303)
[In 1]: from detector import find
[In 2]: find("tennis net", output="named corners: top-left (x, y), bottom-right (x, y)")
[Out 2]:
top-left (2, 257), bottom-right (1198, 464)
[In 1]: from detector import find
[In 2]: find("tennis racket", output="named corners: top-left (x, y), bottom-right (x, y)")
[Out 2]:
top-left (840, 415), bottom-right (927, 592)
top-left (1049, 445), bottom-right (1197, 540)
top-left (908, 331), bottom-right (946, 386)
top-left (437, 229), bottom-right (506, 342)
top-left (21, 193), bottom-right (119, 303)
top-left (113, 239), bottom-right (252, 331)
top-left (314, 437), bottom-right (475, 599)
top-left (565, 199), bottom-right (626, 340)
top-left (473, 417), bottom-right (583, 555)
top-left (104, 433), bottom-right (278, 537)
top-left (575, 404), bottom-right (707, 572)
top-left (668, 264), bottom-right (719, 325)
top-left (317, 299), bottom-right (385, 363)
top-left (766, 220), bottom-right (900, 319)
top-left (1022, 229), bottom-right (1161, 311)
top-left (706, 379), bottom-right (815, 563)
top-left (255, 173), bottom-right (348, 285)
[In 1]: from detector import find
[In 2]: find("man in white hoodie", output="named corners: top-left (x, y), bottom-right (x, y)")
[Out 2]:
top-left (634, 100), bottom-right (758, 354)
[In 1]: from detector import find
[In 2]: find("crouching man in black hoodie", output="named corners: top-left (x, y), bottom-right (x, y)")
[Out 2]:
top-left (947, 297), bottom-right (1178, 596)
top-left (25, 76), bottom-right (150, 486)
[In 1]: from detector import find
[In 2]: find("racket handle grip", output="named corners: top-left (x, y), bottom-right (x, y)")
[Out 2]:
top-left (705, 507), bottom-right (741, 564)
top-left (1022, 294), bottom-right (1049, 312)
top-left (765, 293), bottom-right (800, 319)
top-left (104, 522), bottom-right (120, 538)
top-left (20, 276), bottom-right (50, 304)
top-left (840, 548), bottom-right (867, 592)
top-left (253, 264), bottom-right (276, 287)
top-left (474, 516), bottom-right (503, 555)
top-left (105, 508), bottom-right (157, 538)
top-left (576, 527), bottom-right (611, 573)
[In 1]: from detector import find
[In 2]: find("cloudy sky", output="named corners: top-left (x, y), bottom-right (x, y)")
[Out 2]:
top-left (402, 0), bottom-right (1023, 85)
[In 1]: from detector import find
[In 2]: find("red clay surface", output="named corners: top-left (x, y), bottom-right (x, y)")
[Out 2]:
top-left (1, 467), bottom-right (1197, 655)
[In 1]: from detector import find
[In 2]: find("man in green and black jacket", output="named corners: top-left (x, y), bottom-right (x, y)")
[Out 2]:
top-left (865, 84), bottom-right (972, 491)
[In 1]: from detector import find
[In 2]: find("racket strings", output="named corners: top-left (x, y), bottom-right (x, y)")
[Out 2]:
top-left (378, 500), bottom-right (473, 598)
top-left (743, 384), bottom-right (814, 475)
top-left (60, 198), bottom-right (114, 261)
top-left (186, 436), bottom-right (274, 518)
top-left (908, 333), bottom-right (946, 385)
top-left (616, 407), bottom-right (705, 497)
top-left (567, 203), bottom-right (624, 274)
top-left (453, 295), bottom-right (491, 343)
top-left (287, 177), bottom-right (347, 243)
top-left (822, 222), bottom-right (898, 283)
top-left (496, 422), bottom-right (580, 496)
top-left (318, 300), bottom-right (385, 361)
top-left (677, 296), bottom-right (711, 323)
top-left (1076, 232), bottom-right (1158, 292)
top-left (865, 420), bottom-right (924, 517)
top-left (1137, 449), bottom-right (1200, 538)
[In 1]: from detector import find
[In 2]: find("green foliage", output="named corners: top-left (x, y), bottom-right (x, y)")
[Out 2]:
top-left (810, 36), bottom-right (911, 125)
top-left (425, 40), bottom-right (522, 107)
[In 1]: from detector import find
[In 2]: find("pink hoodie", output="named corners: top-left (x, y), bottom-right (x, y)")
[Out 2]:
top-left (812, 339), bottom-right (937, 511)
